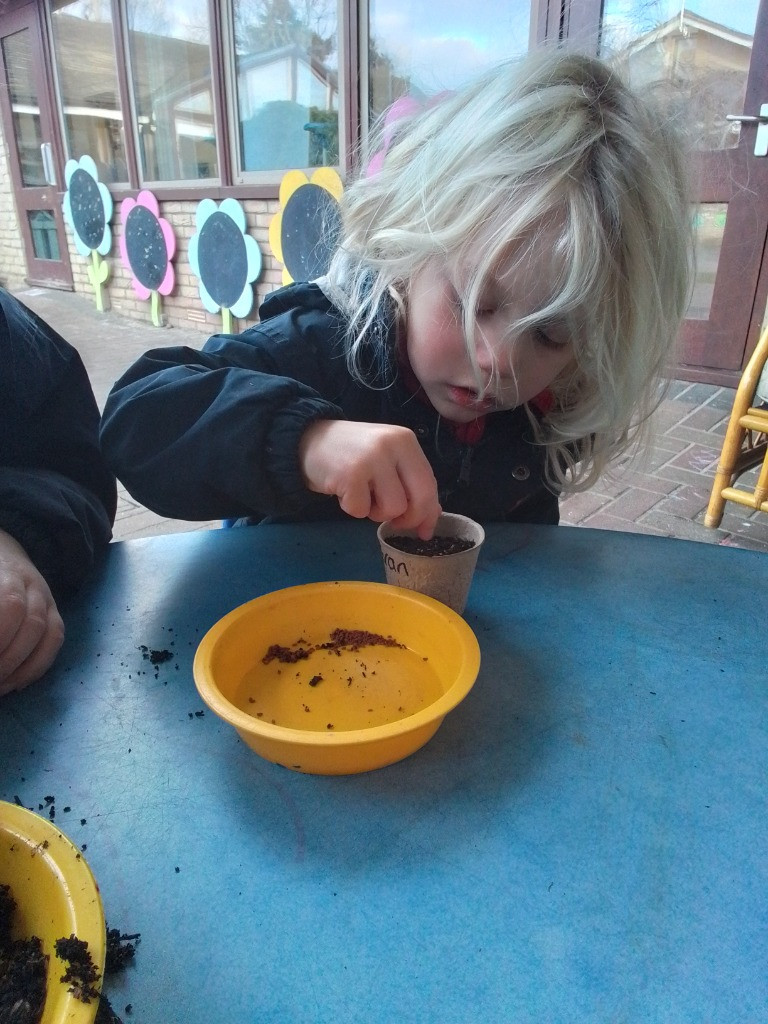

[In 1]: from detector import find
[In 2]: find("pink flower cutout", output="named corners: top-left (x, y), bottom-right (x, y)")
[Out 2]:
top-left (119, 190), bottom-right (176, 300)
top-left (366, 92), bottom-right (454, 176)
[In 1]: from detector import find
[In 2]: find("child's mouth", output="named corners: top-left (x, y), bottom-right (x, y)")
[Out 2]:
top-left (448, 386), bottom-right (497, 412)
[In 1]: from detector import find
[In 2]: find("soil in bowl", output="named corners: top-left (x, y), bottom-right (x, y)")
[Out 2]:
top-left (385, 535), bottom-right (475, 556)
top-left (0, 881), bottom-right (138, 1024)
top-left (0, 882), bottom-right (47, 1024)
top-left (234, 627), bottom-right (444, 731)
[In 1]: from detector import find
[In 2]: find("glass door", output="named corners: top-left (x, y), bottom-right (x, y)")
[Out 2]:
top-left (0, 4), bottom-right (72, 288)
top-left (600, 0), bottom-right (768, 385)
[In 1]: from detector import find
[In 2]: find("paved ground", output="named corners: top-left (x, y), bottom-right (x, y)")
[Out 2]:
top-left (14, 284), bottom-right (768, 555)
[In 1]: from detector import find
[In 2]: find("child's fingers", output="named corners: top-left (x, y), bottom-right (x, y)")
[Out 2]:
top-left (371, 460), bottom-right (420, 523)
top-left (387, 504), bottom-right (442, 540)
top-left (365, 448), bottom-right (441, 530)
top-left (386, 457), bottom-right (442, 537)
top-left (368, 491), bottom-right (441, 540)
top-left (336, 477), bottom-right (378, 520)
top-left (340, 461), bottom-right (408, 522)
top-left (299, 419), bottom-right (441, 531)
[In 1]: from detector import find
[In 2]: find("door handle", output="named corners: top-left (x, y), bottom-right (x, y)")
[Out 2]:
top-left (726, 103), bottom-right (768, 157)
top-left (40, 142), bottom-right (56, 186)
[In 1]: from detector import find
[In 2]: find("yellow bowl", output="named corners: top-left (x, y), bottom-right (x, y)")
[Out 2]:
top-left (0, 801), bottom-right (105, 1024)
top-left (193, 581), bottom-right (481, 775)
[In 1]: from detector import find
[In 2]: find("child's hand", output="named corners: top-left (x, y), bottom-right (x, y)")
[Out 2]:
top-left (299, 420), bottom-right (442, 539)
top-left (0, 529), bottom-right (65, 696)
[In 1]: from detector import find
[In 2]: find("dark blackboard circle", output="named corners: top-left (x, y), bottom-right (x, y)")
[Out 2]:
top-left (197, 211), bottom-right (248, 308)
top-left (281, 183), bottom-right (340, 282)
top-left (69, 167), bottom-right (105, 250)
top-left (125, 205), bottom-right (168, 291)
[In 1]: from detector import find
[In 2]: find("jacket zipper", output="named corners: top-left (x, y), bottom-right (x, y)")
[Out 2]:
top-left (458, 446), bottom-right (473, 486)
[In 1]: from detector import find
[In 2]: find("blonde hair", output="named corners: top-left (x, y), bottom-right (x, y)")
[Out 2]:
top-left (325, 47), bottom-right (693, 491)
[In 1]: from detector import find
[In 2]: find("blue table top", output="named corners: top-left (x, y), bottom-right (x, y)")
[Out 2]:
top-left (1, 522), bottom-right (766, 1023)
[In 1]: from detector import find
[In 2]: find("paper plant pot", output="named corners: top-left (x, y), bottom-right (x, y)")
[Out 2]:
top-left (377, 512), bottom-right (485, 614)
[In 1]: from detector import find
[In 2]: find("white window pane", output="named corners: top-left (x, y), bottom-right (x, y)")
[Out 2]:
top-left (126, 0), bottom-right (217, 182)
top-left (368, 0), bottom-right (531, 118)
top-left (233, 0), bottom-right (339, 173)
top-left (50, 1), bottom-right (128, 183)
top-left (600, 1), bottom-right (759, 152)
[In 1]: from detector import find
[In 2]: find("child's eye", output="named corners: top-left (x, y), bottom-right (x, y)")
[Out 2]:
top-left (474, 296), bottom-right (499, 318)
top-left (533, 326), bottom-right (566, 350)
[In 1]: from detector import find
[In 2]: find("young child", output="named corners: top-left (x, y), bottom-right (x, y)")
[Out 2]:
top-left (100, 49), bottom-right (692, 539)
top-left (1, 288), bottom-right (116, 695)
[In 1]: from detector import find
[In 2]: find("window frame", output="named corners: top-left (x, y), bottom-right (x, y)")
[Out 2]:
top-left (41, 0), bottom-right (566, 202)
top-left (122, 0), bottom-right (225, 190)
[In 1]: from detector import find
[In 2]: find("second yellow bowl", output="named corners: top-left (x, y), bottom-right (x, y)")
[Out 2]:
top-left (0, 801), bottom-right (105, 1024)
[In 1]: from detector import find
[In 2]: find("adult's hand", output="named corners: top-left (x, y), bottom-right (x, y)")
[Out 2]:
top-left (299, 420), bottom-right (442, 539)
top-left (0, 529), bottom-right (65, 696)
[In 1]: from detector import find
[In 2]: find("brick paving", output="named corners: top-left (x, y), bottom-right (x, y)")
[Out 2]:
top-left (14, 285), bottom-right (768, 555)
top-left (561, 380), bottom-right (768, 552)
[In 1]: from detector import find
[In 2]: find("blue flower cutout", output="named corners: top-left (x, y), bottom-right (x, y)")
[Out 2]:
top-left (63, 155), bottom-right (112, 258)
top-left (189, 198), bottom-right (262, 329)
top-left (62, 155), bottom-right (113, 310)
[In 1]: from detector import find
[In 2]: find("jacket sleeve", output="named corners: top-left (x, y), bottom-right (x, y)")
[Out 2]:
top-left (0, 291), bottom-right (117, 597)
top-left (100, 309), bottom-right (348, 521)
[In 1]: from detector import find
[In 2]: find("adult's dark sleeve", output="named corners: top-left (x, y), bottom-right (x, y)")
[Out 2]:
top-left (0, 290), bottom-right (117, 598)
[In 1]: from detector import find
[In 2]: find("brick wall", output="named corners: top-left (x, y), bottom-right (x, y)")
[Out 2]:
top-left (0, 111), bottom-right (286, 336)
top-left (65, 195), bottom-right (285, 337)
top-left (0, 132), bottom-right (28, 291)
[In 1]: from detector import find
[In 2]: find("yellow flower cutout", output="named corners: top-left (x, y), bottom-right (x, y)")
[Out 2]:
top-left (269, 168), bottom-right (343, 285)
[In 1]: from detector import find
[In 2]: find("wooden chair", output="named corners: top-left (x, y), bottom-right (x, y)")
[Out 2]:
top-left (705, 325), bottom-right (768, 528)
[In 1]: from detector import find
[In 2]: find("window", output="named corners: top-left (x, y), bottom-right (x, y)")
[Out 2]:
top-left (1, 29), bottom-right (45, 186)
top-left (43, 0), bottom-right (552, 192)
top-left (232, 0), bottom-right (339, 177)
top-left (599, 0), bottom-right (759, 152)
top-left (125, 0), bottom-right (217, 183)
top-left (366, 0), bottom-right (532, 121)
top-left (50, 1), bottom-right (128, 183)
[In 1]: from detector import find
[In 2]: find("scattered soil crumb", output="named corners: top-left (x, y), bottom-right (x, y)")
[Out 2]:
top-left (105, 928), bottom-right (140, 974)
top-left (138, 646), bottom-right (173, 665)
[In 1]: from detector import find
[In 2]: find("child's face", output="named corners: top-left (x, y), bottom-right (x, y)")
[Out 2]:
top-left (405, 233), bottom-right (575, 422)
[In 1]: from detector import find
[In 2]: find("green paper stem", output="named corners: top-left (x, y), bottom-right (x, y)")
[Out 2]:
top-left (151, 290), bottom-right (162, 327)
top-left (91, 250), bottom-right (105, 311)
top-left (222, 307), bottom-right (233, 334)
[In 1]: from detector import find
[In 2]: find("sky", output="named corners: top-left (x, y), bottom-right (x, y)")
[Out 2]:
top-left (602, 0), bottom-right (758, 37)
top-left (369, 0), bottom-right (532, 92)
top-left (371, 0), bottom-right (759, 94)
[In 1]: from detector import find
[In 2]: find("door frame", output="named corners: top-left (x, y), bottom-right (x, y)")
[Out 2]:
top-left (677, 7), bottom-right (768, 386)
top-left (562, 0), bottom-right (768, 386)
top-left (0, 1), bottom-right (72, 289)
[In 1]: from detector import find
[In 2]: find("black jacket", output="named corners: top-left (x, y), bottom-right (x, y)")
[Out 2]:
top-left (100, 282), bottom-right (559, 525)
top-left (0, 289), bottom-right (117, 597)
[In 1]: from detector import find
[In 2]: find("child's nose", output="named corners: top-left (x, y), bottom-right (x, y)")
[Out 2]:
top-left (473, 338), bottom-right (496, 374)
top-left (473, 333), bottom-right (510, 379)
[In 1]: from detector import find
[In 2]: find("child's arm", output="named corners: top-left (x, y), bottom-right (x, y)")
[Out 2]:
top-left (299, 420), bottom-right (441, 539)
top-left (101, 328), bottom-right (368, 521)
top-left (102, 336), bottom-right (443, 531)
